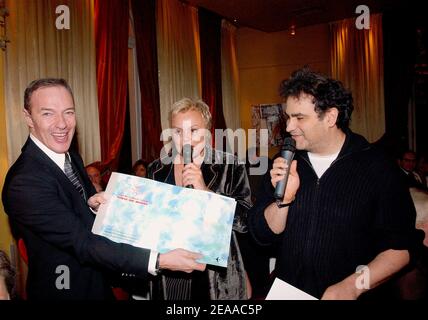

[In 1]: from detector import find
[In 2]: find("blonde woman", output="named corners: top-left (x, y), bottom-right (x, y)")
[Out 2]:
top-left (147, 98), bottom-right (251, 300)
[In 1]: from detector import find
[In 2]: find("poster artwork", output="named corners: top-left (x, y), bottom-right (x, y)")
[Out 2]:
top-left (251, 103), bottom-right (287, 147)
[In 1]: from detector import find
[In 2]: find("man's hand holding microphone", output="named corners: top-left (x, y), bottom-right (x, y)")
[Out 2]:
top-left (265, 138), bottom-right (300, 234)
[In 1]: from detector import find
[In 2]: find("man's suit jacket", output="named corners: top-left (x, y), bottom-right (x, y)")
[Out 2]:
top-left (400, 168), bottom-right (427, 190)
top-left (2, 138), bottom-right (150, 300)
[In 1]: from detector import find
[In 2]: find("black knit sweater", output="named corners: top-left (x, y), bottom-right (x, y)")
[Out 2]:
top-left (249, 130), bottom-right (423, 298)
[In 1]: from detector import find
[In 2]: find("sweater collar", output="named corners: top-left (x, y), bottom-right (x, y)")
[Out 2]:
top-left (336, 129), bottom-right (371, 158)
top-left (297, 129), bottom-right (371, 162)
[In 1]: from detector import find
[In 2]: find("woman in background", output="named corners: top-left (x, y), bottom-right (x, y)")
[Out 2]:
top-left (85, 164), bottom-right (104, 192)
top-left (132, 159), bottom-right (148, 178)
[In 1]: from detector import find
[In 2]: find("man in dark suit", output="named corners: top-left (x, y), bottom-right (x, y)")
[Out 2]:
top-left (2, 78), bottom-right (205, 300)
top-left (398, 150), bottom-right (427, 190)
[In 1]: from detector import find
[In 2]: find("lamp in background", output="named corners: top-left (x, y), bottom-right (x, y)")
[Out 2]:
top-left (290, 25), bottom-right (296, 36)
top-left (0, 0), bottom-right (10, 51)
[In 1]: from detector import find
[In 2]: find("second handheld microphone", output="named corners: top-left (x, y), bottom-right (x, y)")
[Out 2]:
top-left (274, 137), bottom-right (296, 200)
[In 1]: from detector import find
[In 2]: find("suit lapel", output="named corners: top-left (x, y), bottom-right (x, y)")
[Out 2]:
top-left (22, 138), bottom-right (90, 201)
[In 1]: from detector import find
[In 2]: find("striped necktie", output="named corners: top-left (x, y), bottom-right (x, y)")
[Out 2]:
top-left (64, 153), bottom-right (87, 201)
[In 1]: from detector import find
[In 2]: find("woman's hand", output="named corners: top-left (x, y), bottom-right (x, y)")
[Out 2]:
top-left (180, 140), bottom-right (209, 191)
top-left (182, 163), bottom-right (209, 191)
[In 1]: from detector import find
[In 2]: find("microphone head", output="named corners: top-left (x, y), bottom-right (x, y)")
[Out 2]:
top-left (282, 137), bottom-right (296, 152)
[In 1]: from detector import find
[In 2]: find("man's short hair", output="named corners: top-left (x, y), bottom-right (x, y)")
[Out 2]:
top-left (0, 250), bottom-right (15, 297)
top-left (24, 78), bottom-right (74, 112)
top-left (279, 67), bottom-right (354, 130)
top-left (401, 150), bottom-right (417, 160)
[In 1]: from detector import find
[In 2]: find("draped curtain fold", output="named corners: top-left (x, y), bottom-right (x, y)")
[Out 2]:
top-left (0, 35), bottom-right (14, 287)
top-left (156, 0), bottom-right (201, 131)
top-left (94, 0), bottom-right (129, 169)
top-left (221, 20), bottom-right (241, 131)
top-left (131, 0), bottom-right (163, 162)
top-left (4, 0), bottom-right (100, 165)
top-left (330, 14), bottom-right (385, 142)
top-left (3, 0), bottom-right (100, 299)
top-left (199, 8), bottom-right (226, 132)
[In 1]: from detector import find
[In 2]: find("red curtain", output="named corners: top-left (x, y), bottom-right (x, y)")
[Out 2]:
top-left (199, 8), bottom-right (227, 133)
top-left (94, 0), bottom-right (129, 170)
top-left (131, 0), bottom-right (163, 162)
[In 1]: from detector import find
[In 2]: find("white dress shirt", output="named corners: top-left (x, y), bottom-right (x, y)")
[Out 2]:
top-left (30, 134), bottom-right (66, 172)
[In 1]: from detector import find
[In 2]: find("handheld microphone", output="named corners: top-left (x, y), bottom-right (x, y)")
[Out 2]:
top-left (182, 144), bottom-right (194, 189)
top-left (274, 137), bottom-right (296, 200)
